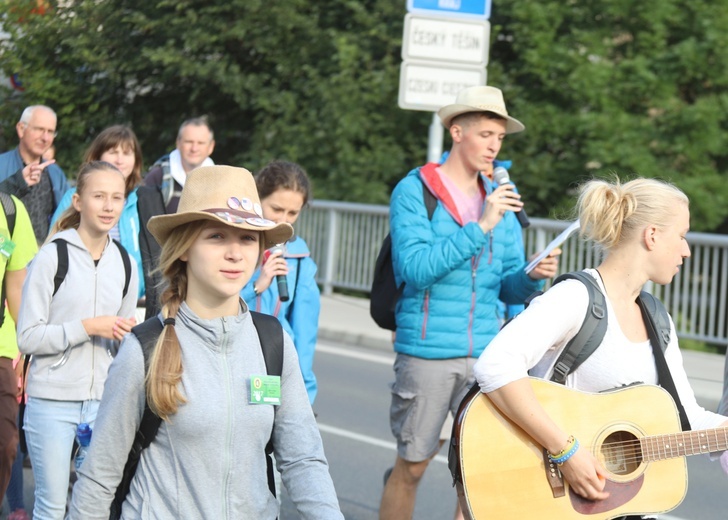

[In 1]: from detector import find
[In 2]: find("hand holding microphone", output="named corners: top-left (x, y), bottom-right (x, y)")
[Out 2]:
top-left (256, 245), bottom-right (290, 301)
top-left (268, 244), bottom-right (290, 301)
top-left (492, 167), bottom-right (530, 228)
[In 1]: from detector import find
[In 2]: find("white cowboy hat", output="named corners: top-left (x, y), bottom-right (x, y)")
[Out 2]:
top-left (437, 86), bottom-right (525, 133)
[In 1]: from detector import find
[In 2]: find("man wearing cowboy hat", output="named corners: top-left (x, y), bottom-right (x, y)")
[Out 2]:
top-left (379, 86), bottom-right (560, 520)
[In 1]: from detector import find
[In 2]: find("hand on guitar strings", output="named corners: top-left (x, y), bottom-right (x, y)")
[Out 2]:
top-left (559, 448), bottom-right (611, 501)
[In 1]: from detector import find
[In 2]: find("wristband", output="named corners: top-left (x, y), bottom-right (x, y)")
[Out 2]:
top-left (549, 438), bottom-right (580, 465)
top-left (253, 283), bottom-right (260, 296)
top-left (549, 435), bottom-right (575, 460)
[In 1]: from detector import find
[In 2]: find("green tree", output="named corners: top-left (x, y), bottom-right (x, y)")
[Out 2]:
top-left (487, 0), bottom-right (728, 229)
top-left (0, 0), bottom-right (429, 203)
top-left (2, 0), bottom-right (728, 230)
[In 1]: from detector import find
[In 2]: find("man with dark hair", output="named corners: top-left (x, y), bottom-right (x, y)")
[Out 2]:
top-left (379, 86), bottom-right (560, 520)
top-left (0, 105), bottom-right (69, 243)
top-left (144, 116), bottom-right (215, 213)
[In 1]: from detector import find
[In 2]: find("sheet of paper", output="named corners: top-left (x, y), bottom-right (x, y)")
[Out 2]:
top-left (524, 220), bottom-right (581, 274)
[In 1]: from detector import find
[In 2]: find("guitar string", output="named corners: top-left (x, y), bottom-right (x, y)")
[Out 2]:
top-left (580, 428), bottom-right (728, 464)
top-left (583, 434), bottom-right (725, 465)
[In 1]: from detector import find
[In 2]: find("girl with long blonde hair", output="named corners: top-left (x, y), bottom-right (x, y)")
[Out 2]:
top-left (69, 165), bottom-right (343, 519)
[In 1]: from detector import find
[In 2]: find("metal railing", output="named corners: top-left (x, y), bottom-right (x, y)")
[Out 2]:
top-left (297, 200), bottom-right (728, 346)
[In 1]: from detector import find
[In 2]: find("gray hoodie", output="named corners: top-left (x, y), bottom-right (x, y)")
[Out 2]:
top-left (17, 228), bottom-right (139, 401)
top-left (69, 302), bottom-right (343, 519)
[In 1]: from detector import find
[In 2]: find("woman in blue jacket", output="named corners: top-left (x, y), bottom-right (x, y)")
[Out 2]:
top-left (51, 126), bottom-right (164, 319)
top-left (240, 160), bottom-right (321, 405)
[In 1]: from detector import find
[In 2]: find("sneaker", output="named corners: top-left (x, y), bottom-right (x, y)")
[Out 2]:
top-left (8, 509), bottom-right (31, 520)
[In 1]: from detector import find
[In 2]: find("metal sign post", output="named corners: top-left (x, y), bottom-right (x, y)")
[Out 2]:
top-left (399, 2), bottom-right (491, 162)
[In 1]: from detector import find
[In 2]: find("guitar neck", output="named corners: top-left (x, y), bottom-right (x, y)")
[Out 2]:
top-left (642, 427), bottom-right (728, 461)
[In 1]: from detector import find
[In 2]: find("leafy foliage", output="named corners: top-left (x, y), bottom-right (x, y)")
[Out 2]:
top-left (487, 0), bottom-right (728, 229)
top-left (2, 0), bottom-right (728, 229)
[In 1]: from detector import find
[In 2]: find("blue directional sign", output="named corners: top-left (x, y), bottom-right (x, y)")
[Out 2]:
top-left (407, 0), bottom-right (491, 20)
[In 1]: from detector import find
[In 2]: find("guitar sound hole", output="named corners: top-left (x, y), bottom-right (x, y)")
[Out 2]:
top-left (600, 430), bottom-right (642, 475)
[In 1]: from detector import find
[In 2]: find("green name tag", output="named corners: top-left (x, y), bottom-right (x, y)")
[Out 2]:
top-left (249, 375), bottom-right (281, 406)
top-left (0, 231), bottom-right (15, 258)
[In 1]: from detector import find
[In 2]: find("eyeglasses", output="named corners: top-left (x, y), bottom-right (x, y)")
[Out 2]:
top-left (24, 124), bottom-right (58, 138)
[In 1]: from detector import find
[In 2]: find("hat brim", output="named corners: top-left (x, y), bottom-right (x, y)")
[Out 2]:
top-left (147, 211), bottom-right (293, 248)
top-left (437, 104), bottom-right (525, 134)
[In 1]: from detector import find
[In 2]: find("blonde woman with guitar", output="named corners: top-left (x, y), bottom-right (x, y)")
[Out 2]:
top-left (460, 177), bottom-right (728, 520)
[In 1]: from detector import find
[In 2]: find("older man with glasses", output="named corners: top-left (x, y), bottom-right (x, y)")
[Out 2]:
top-left (0, 105), bottom-right (69, 243)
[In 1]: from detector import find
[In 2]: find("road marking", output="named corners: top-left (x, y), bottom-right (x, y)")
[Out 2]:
top-left (317, 342), bottom-right (394, 366)
top-left (318, 422), bottom-right (447, 465)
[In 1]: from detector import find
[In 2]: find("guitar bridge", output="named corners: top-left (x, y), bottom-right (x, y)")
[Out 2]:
top-left (542, 449), bottom-right (566, 498)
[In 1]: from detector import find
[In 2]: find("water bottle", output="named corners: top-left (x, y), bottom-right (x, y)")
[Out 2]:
top-left (75, 423), bottom-right (92, 471)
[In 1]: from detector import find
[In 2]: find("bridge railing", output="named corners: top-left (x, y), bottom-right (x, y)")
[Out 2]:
top-left (297, 200), bottom-right (728, 346)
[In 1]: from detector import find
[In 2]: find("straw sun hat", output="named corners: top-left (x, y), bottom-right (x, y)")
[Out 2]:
top-left (437, 85), bottom-right (525, 134)
top-left (147, 165), bottom-right (293, 247)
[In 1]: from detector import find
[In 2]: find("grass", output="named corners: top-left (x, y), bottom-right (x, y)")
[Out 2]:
top-left (679, 337), bottom-right (727, 356)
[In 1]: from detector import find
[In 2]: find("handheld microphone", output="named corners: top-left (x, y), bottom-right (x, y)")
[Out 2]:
top-left (492, 167), bottom-right (530, 228)
top-left (268, 244), bottom-right (289, 302)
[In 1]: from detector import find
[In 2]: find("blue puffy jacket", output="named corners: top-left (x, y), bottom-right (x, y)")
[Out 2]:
top-left (241, 235), bottom-right (321, 404)
top-left (391, 163), bottom-right (542, 360)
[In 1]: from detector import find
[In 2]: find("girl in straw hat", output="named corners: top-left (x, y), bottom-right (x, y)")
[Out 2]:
top-left (17, 161), bottom-right (139, 520)
top-left (69, 165), bottom-right (343, 519)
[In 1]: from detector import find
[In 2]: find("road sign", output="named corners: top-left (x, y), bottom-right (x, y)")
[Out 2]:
top-left (407, 0), bottom-right (491, 20)
top-left (398, 60), bottom-right (486, 112)
top-left (403, 14), bottom-right (490, 66)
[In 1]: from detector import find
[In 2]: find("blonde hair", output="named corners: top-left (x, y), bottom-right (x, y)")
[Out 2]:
top-left (578, 177), bottom-right (689, 252)
top-left (146, 220), bottom-right (265, 420)
top-left (49, 161), bottom-right (123, 238)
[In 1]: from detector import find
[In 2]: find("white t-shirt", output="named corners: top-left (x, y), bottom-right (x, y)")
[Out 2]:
top-left (474, 269), bottom-right (725, 431)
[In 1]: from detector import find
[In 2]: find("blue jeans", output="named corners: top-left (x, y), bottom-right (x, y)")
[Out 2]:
top-left (6, 417), bottom-right (25, 511)
top-left (23, 397), bottom-right (99, 520)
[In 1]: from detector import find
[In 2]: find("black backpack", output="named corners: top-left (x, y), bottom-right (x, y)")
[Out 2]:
top-left (370, 184), bottom-right (437, 330)
top-left (109, 311), bottom-right (284, 519)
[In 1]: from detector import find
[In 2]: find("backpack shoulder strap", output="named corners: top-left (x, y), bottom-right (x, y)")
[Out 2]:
top-left (0, 192), bottom-right (16, 236)
top-left (637, 291), bottom-right (670, 352)
top-left (550, 271), bottom-right (608, 384)
top-left (250, 311), bottom-right (284, 377)
top-left (158, 157), bottom-right (173, 206)
top-left (111, 318), bottom-right (164, 518)
top-left (637, 293), bottom-right (691, 431)
top-left (249, 310), bottom-right (284, 498)
top-left (112, 239), bottom-right (133, 298)
top-left (130, 318), bottom-right (165, 450)
top-left (52, 238), bottom-right (69, 297)
top-left (422, 184), bottom-right (437, 221)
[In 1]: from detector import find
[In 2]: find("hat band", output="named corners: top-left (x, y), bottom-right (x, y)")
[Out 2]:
top-left (204, 207), bottom-right (258, 220)
top-left (465, 103), bottom-right (509, 116)
top-left (203, 208), bottom-right (277, 228)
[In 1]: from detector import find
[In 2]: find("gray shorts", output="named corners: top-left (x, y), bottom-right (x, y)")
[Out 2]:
top-left (388, 353), bottom-right (476, 462)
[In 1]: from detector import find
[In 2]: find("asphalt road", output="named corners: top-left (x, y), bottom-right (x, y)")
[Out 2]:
top-left (2, 339), bottom-right (724, 519)
top-left (278, 340), bottom-right (727, 520)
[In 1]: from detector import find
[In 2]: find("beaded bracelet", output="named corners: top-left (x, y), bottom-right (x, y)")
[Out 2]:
top-left (549, 435), bottom-right (575, 460)
top-left (549, 438), bottom-right (580, 465)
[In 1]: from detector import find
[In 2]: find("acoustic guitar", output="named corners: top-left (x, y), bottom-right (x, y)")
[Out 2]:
top-left (452, 378), bottom-right (728, 520)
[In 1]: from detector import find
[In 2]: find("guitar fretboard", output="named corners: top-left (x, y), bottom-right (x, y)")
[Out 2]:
top-left (641, 427), bottom-right (728, 461)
